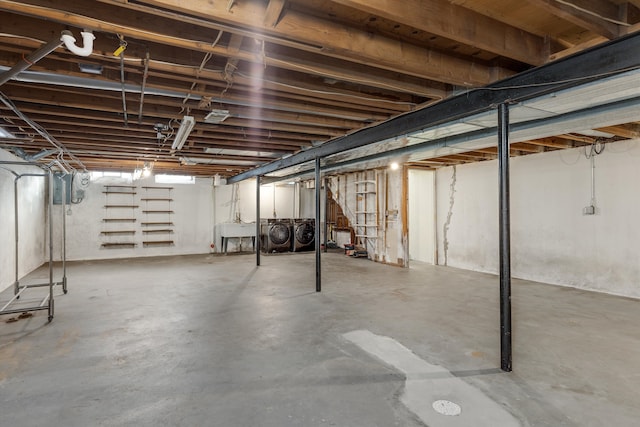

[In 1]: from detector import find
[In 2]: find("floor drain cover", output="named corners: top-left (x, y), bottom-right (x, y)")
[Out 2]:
top-left (432, 400), bottom-right (462, 416)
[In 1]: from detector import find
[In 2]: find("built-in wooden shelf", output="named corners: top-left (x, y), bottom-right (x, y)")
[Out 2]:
top-left (103, 191), bottom-right (136, 195)
top-left (100, 230), bottom-right (135, 235)
top-left (101, 242), bottom-right (136, 248)
top-left (105, 205), bottom-right (139, 208)
top-left (104, 185), bottom-right (136, 189)
top-left (103, 218), bottom-right (136, 223)
top-left (140, 187), bottom-right (174, 248)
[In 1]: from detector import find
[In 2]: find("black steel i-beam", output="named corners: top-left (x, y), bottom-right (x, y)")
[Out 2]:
top-left (256, 175), bottom-right (261, 266)
top-left (498, 103), bottom-right (512, 372)
top-left (315, 157), bottom-right (322, 292)
top-left (227, 32), bottom-right (640, 185)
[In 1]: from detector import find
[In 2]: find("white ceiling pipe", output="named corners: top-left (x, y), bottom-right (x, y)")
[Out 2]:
top-left (61, 30), bottom-right (95, 57)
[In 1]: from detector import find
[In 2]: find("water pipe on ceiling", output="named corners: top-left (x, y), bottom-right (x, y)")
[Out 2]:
top-left (0, 30), bottom-right (95, 87)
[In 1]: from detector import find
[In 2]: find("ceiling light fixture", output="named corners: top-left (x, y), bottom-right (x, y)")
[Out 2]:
top-left (204, 147), bottom-right (279, 158)
top-left (204, 109), bottom-right (230, 124)
top-left (78, 63), bottom-right (103, 75)
top-left (390, 162), bottom-right (399, 170)
top-left (171, 116), bottom-right (195, 151)
top-left (142, 161), bottom-right (153, 177)
top-left (0, 126), bottom-right (15, 138)
top-left (181, 156), bottom-right (261, 166)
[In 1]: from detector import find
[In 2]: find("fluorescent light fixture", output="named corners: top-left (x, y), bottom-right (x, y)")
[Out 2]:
top-left (203, 147), bottom-right (279, 158)
top-left (78, 63), bottom-right (103, 75)
top-left (0, 126), bottom-right (15, 138)
top-left (171, 116), bottom-right (196, 151)
top-left (204, 109), bottom-right (230, 124)
top-left (181, 156), bottom-right (261, 166)
top-left (574, 129), bottom-right (616, 138)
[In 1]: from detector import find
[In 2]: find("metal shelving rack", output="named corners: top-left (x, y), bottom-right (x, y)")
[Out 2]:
top-left (101, 185), bottom-right (138, 248)
top-left (354, 171), bottom-right (378, 257)
top-left (0, 162), bottom-right (68, 322)
top-left (140, 186), bottom-right (174, 247)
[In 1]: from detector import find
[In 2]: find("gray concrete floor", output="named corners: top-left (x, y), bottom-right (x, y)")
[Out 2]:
top-left (1, 252), bottom-right (638, 426)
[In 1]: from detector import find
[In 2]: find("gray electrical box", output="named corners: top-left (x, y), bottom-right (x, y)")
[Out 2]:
top-left (53, 172), bottom-right (72, 205)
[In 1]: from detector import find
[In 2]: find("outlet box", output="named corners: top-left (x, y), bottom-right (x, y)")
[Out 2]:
top-left (583, 205), bottom-right (596, 215)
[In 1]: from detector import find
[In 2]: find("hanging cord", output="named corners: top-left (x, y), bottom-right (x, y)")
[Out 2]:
top-left (584, 137), bottom-right (606, 159)
top-left (138, 51), bottom-right (150, 124)
top-left (179, 30), bottom-right (224, 114)
top-left (584, 138), bottom-right (605, 210)
top-left (0, 91), bottom-right (87, 171)
top-left (116, 35), bottom-right (129, 127)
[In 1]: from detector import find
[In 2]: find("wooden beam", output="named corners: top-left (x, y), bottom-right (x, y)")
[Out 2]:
top-left (0, 5), bottom-right (445, 98)
top-left (548, 20), bottom-right (640, 61)
top-left (596, 124), bottom-right (640, 138)
top-left (264, 0), bottom-right (286, 28)
top-left (527, 138), bottom-right (576, 148)
top-left (224, 33), bottom-right (244, 83)
top-left (332, 0), bottom-right (546, 65)
top-left (132, 0), bottom-right (504, 86)
top-left (1, 84), bottom-right (366, 130)
top-left (525, 0), bottom-right (622, 39)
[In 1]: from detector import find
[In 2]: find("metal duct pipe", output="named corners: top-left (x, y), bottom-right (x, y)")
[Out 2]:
top-left (10, 147), bottom-right (58, 162)
top-left (0, 32), bottom-right (67, 87)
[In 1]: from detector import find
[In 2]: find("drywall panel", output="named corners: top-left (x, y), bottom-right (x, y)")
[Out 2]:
top-left (0, 149), bottom-right (46, 292)
top-left (408, 169), bottom-right (435, 264)
top-left (436, 139), bottom-right (640, 298)
top-left (53, 175), bottom-right (214, 260)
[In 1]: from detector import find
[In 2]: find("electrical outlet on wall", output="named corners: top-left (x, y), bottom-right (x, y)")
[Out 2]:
top-left (583, 205), bottom-right (596, 215)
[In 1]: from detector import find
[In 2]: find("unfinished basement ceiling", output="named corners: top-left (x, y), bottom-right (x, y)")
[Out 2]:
top-left (0, 0), bottom-right (639, 176)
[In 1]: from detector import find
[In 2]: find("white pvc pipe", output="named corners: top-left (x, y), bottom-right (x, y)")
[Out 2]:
top-left (61, 30), bottom-right (95, 57)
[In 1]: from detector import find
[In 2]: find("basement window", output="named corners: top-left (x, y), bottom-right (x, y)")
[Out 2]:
top-left (154, 174), bottom-right (195, 185)
top-left (90, 171), bottom-right (133, 181)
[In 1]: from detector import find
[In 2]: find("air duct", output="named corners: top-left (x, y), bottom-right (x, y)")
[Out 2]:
top-left (10, 147), bottom-right (58, 162)
top-left (61, 30), bottom-right (95, 57)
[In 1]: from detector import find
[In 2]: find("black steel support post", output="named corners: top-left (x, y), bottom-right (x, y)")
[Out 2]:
top-left (256, 175), bottom-right (261, 266)
top-left (324, 177), bottom-right (328, 253)
top-left (498, 103), bottom-right (512, 372)
top-left (47, 169), bottom-right (54, 322)
top-left (315, 157), bottom-right (321, 292)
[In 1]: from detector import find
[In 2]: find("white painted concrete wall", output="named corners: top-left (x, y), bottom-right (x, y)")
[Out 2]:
top-left (408, 169), bottom-right (436, 264)
top-left (54, 175), bottom-right (214, 260)
top-left (436, 139), bottom-right (640, 298)
top-left (0, 149), bottom-right (46, 292)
